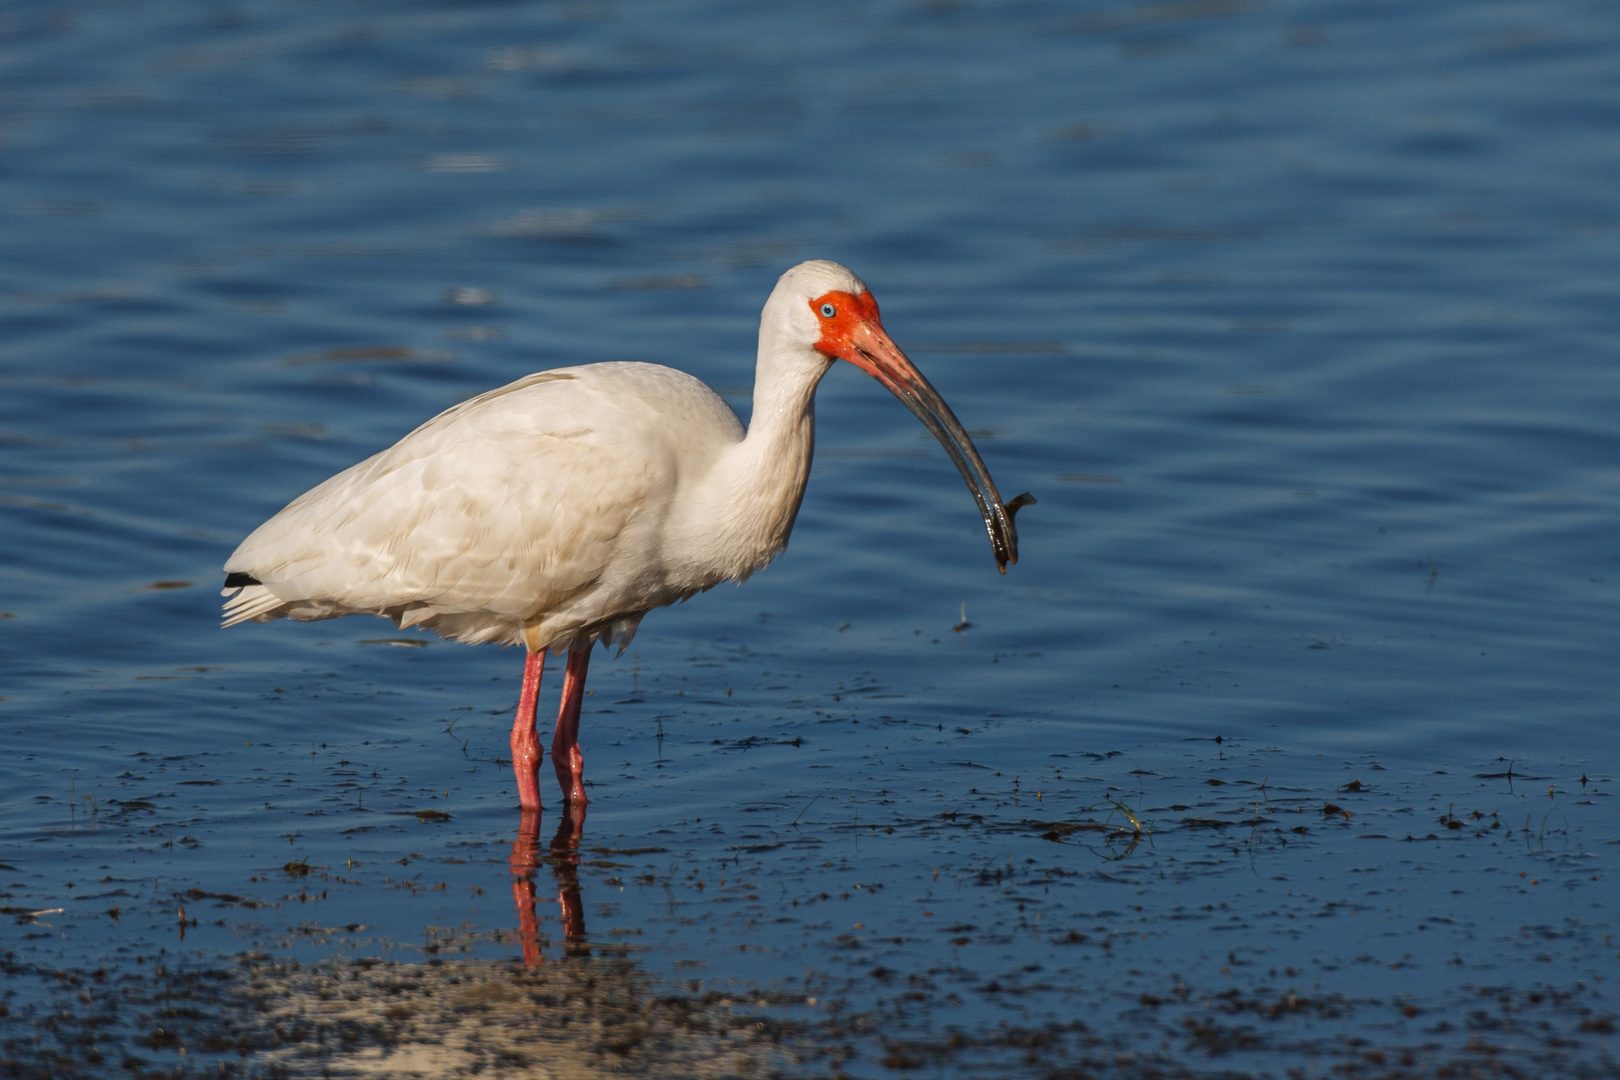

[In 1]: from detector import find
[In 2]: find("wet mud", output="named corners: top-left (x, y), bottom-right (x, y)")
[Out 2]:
top-left (5, 739), bottom-right (1615, 1079)
top-left (6, 946), bottom-right (1613, 1079)
top-left (5, 0), bottom-right (1620, 1075)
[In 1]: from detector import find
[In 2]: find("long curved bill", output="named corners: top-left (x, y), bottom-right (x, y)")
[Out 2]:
top-left (839, 319), bottom-right (1032, 573)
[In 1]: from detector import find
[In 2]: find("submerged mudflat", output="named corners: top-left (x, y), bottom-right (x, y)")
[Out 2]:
top-left (5, 715), bottom-right (1615, 1077)
top-left (3, 0), bottom-right (1619, 1076)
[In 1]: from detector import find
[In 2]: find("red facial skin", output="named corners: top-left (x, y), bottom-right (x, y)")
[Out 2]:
top-left (809, 289), bottom-right (884, 358)
top-left (808, 288), bottom-right (922, 397)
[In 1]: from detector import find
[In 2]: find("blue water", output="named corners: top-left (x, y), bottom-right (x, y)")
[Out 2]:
top-left (3, 0), bottom-right (1618, 1076)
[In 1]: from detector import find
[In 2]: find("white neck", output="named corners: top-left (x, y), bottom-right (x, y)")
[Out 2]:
top-left (666, 314), bottom-right (835, 587)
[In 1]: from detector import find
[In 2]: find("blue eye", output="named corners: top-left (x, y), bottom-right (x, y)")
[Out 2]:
top-left (819, 302), bottom-right (836, 318)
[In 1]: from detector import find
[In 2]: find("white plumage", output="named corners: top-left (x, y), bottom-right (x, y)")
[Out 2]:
top-left (223, 260), bottom-right (1027, 811)
top-left (225, 363), bottom-right (750, 651)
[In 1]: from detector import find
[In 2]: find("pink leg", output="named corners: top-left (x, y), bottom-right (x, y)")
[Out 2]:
top-left (550, 645), bottom-right (592, 806)
top-left (510, 649), bottom-right (546, 811)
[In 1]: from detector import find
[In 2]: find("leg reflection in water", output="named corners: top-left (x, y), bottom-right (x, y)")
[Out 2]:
top-left (509, 807), bottom-right (587, 965)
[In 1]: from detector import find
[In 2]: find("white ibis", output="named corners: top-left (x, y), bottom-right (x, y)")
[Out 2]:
top-left (222, 260), bottom-right (1031, 811)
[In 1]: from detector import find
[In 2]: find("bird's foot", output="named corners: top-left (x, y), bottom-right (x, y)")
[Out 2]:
top-left (551, 743), bottom-right (589, 808)
top-left (511, 731), bottom-right (543, 811)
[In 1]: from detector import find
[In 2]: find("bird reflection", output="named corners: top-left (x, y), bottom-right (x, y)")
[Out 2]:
top-left (509, 807), bottom-right (587, 965)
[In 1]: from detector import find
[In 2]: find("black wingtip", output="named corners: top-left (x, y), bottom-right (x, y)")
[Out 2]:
top-left (223, 571), bottom-right (261, 588)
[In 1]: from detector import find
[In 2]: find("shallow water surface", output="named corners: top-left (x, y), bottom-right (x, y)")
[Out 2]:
top-left (2, 0), bottom-right (1618, 1076)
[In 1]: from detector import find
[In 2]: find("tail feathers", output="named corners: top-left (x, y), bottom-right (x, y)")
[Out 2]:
top-left (221, 583), bottom-right (287, 627)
